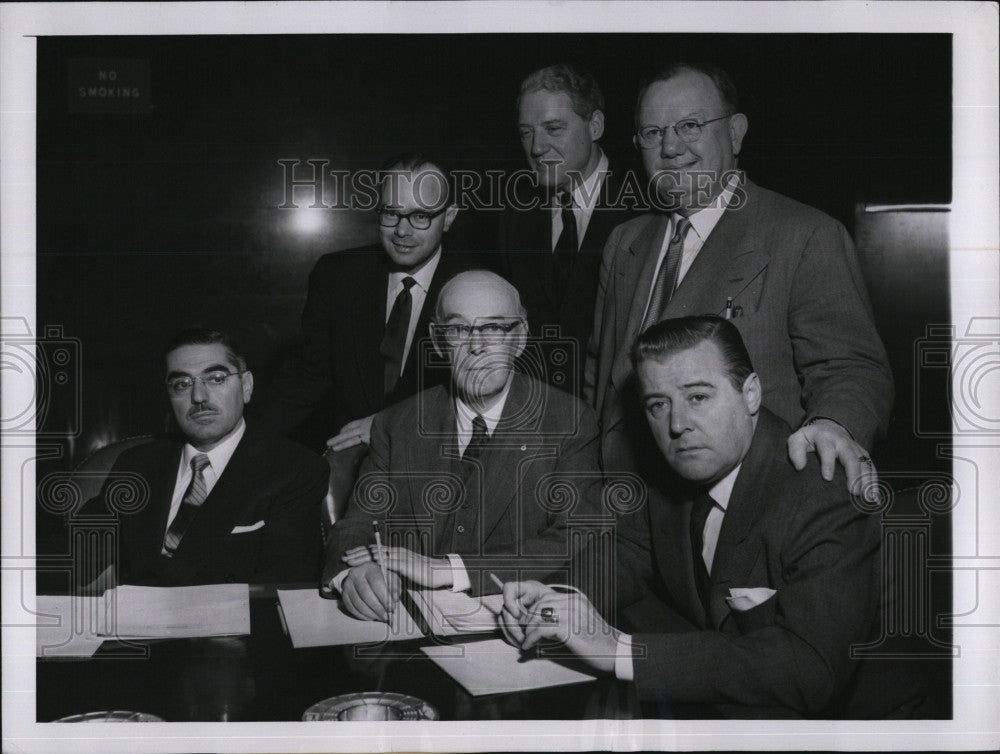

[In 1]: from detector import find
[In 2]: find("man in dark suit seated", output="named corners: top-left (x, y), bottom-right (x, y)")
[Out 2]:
top-left (499, 64), bottom-right (638, 396)
top-left (584, 62), bottom-right (893, 497)
top-left (78, 328), bottom-right (328, 586)
top-left (501, 316), bottom-right (909, 718)
top-left (321, 271), bottom-right (604, 621)
top-left (256, 153), bottom-right (476, 452)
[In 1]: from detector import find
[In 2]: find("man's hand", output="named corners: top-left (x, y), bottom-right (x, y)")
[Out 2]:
top-left (340, 561), bottom-right (401, 622)
top-left (342, 545), bottom-right (453, 589)
top-left (327, 414), bottom-right (376, 452)
top-left (788, 418), bottom-right (879, 501)
top-left (499, 580), bottom-right (619, 674)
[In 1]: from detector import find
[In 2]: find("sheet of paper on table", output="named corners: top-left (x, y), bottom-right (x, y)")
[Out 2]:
top-left (405, 588), bottom-right (503, 636)
top-left (100, 583), bottom-right (250, 638)
top-left (421, 637), bottom-right (597, 696)
top-left (276, 588), bottom-right (424, 648)
top-left (35, 595), bottom-right (106, 658)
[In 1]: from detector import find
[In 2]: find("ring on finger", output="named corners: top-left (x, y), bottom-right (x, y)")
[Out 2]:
top-left (540, 606), bottom-right (557, 623)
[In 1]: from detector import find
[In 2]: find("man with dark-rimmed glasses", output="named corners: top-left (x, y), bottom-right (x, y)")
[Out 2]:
top-left (78, 327), bottom-right (328, 586)
top-left (322, 271), bottom-right (603, 622)
top-left (585, 62), bottom-right (893, 501)
top-left (255, 153), bottom-right (480, 453)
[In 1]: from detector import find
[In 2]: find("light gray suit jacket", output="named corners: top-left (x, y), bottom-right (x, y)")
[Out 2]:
top-left (583, 178), bottom-right (893, 473)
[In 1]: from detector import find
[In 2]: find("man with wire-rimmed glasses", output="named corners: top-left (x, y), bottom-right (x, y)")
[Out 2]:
top-left (322, 271), bottom-right (603, 622)
top-left (79, 327), bottom-right (328, 586)
top-left (584, 62), bottom-right (893, 501)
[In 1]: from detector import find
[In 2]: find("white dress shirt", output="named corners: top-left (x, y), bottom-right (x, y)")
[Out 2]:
top-left (614, 463), bottom-right (742, 681)
top-left (550, 150), bottom-right (609, 251)
top-left (164, 418), bottom-right (246, 540)
top-left (385, 247), bottom-right (442, 374)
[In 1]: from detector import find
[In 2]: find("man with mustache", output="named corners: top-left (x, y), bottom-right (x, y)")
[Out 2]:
top-left (585, 63), bottom-right (893, 498)
top-left (81, 328), bottom-right (328, 586)
top-left (321, 271), bottom-right (603, 621)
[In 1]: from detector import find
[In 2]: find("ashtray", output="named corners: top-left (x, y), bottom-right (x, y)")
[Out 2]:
top-left (302, 691), bottom-right (439, 721)
top-left (54, 710), bottom-right (165, 722)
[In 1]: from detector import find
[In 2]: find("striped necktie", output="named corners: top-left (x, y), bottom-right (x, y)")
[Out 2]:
top-left (162, 453), bottom-right (211, 557)
top-left (641, 216), bottom-right (691, 332)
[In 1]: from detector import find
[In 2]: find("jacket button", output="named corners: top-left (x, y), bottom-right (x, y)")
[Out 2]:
top-left (457, 526), bottom-right (465, 533)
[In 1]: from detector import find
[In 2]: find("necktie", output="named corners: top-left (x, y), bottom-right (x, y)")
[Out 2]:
top-left (689, 492), bottom-right (715, 613)
top-left (553, 191), bottom-right (578, 254)
top-left (641, 216), bottom-right (692, 332)
top-left (462, 415), bottom-right (489, 462)
top-left (379, 276), bottom-right (416, 398)
top-left (162, 453), bottom-right (211, 557)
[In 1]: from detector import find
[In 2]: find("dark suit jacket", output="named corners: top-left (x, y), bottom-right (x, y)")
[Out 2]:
top-left (584, 178), bottom-right (893, 473)
top-left (256, 246), bottom-right (477, 442)
top-left (82, 426), bottom-right (328, 586)
top-left (323, 374), bottom-right (604, 596)
top-left (499, 162), bottom-right (639, 396)
top-left (604, 409), bottom-right (885, 717)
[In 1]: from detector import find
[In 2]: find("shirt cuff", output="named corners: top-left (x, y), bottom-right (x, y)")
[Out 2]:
top-left (614, 633), bottom-right (635, 682)
top-left (327, 568), bottom-right (351, 595)
top-left (447, 554), bottom-right (471, 592)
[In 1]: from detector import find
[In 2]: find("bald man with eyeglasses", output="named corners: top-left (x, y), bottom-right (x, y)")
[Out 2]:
top-left (321, 271), bottom-right (603, 622)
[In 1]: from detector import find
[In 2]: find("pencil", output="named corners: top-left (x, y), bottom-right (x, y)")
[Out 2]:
top-left (490, 572), bottom-right (526, 617)
top-left (372, 520), bottom-right (392, 619)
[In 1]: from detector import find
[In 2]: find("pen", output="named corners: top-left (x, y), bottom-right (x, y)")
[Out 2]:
top-left (372, 520), bottom-right (392, 619)
top-left (490, 572), bottom-right (526, 618)
top-left (725, 297), bottom-right (734, 320)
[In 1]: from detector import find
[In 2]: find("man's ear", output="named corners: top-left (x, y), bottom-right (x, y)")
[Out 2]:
top-left (241, 370), bottom-right (254, 403)
top-left (512, 321), bottom-right (528, 360)
top-left (442, 203), bottom-right (459, 232)
top-left (588, 109), bottom-right (605, 142)
top-left (729, 113), bottom-right (748, 157)
top-left (741, 371), bottom-right (761, 415)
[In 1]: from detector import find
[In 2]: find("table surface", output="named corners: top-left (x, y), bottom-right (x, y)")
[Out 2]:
top-left (36, 585), bottom-right (629, 722)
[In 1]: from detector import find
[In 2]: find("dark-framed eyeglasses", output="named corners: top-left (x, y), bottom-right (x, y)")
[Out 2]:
top-left (432, 319), bottom-right (524, 346)
top-left (377, 206), bottom-right (449, 230)
top-left (635, 114), bottom-right (733, 148)
top-left (165, 371), bottom-right (244, 397)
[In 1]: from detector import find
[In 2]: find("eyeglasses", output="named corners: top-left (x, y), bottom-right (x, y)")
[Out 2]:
top-left (635, 114), bottom-right (733, 149)
top-left (433, 320), bottom-right (524, 346)
top-left (165, 371), bottom-right (244, 397)
top-left (377, 206), bottom-right (448, 231)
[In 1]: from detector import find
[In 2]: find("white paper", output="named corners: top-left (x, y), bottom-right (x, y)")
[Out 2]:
top-left (35, 595), bottom-right (105, 658)
top-left (421, 637), bottom-right (596, 696)
top-left (100, 584), bottom-right (250, 638)
top-left (276, 588), bottom-right (424, 648)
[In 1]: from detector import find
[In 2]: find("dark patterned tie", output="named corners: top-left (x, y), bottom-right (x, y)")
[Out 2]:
top-left (379, 276), bottom-right (416, 398)
top-left (462, 415), bottom-right (489, 462)
top-left (641, 216), bottom-right (692, 332)
top-left (689, 492), bottom-right (715, 613)
top-left (553, 191), bottom-right (578, 254)
top-left (162, 453), bottom-right (211, 557)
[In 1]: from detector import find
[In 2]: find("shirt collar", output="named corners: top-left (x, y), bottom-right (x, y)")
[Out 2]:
top-left (569, 149), bottom-right (609, 213)
top-left (182, 417), bottom-right (246, 473)
top-left (707, 462), bottom-right (741, 511)
top-left (684, 172), bottom-right (741, 243)
top-left (388, 247), bottom-right (442, 293)
top-left (454, 377), bottom-right (514, 437)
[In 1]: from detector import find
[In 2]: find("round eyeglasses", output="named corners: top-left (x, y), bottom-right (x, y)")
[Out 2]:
top-left (433, 320), bottom-right (523, 346)
top-left (377, 206), bottom-right (448, 231)
top-left (635, 114), bottom-right (733, 149)
top-left (165, 371), bottom-right (244, 397)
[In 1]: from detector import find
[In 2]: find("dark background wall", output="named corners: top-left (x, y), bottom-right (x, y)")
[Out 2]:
top-left (35, 33), bottom-right (951, 477)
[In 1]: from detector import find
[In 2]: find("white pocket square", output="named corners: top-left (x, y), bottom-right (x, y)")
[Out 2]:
top-left (230, 521), bottom-right (265, 534)
top-left (726, 587), bottom-right (777, 612)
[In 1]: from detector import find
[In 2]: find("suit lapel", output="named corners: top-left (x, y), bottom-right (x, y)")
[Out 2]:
top-left (648, 482), bottom-right (709, 626)
top-left (407, 387), bottom-right (458, 546)
top-left (665, 181), bottom-right (768, 319)
top-left (610, 214), bottom-right (670, 389)
top-left (355, 254), bottom-right (389, 411)
top-left (127, 444), bottom-right (182, 575)
top-left (706, 412), bottom-right (778, 627)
